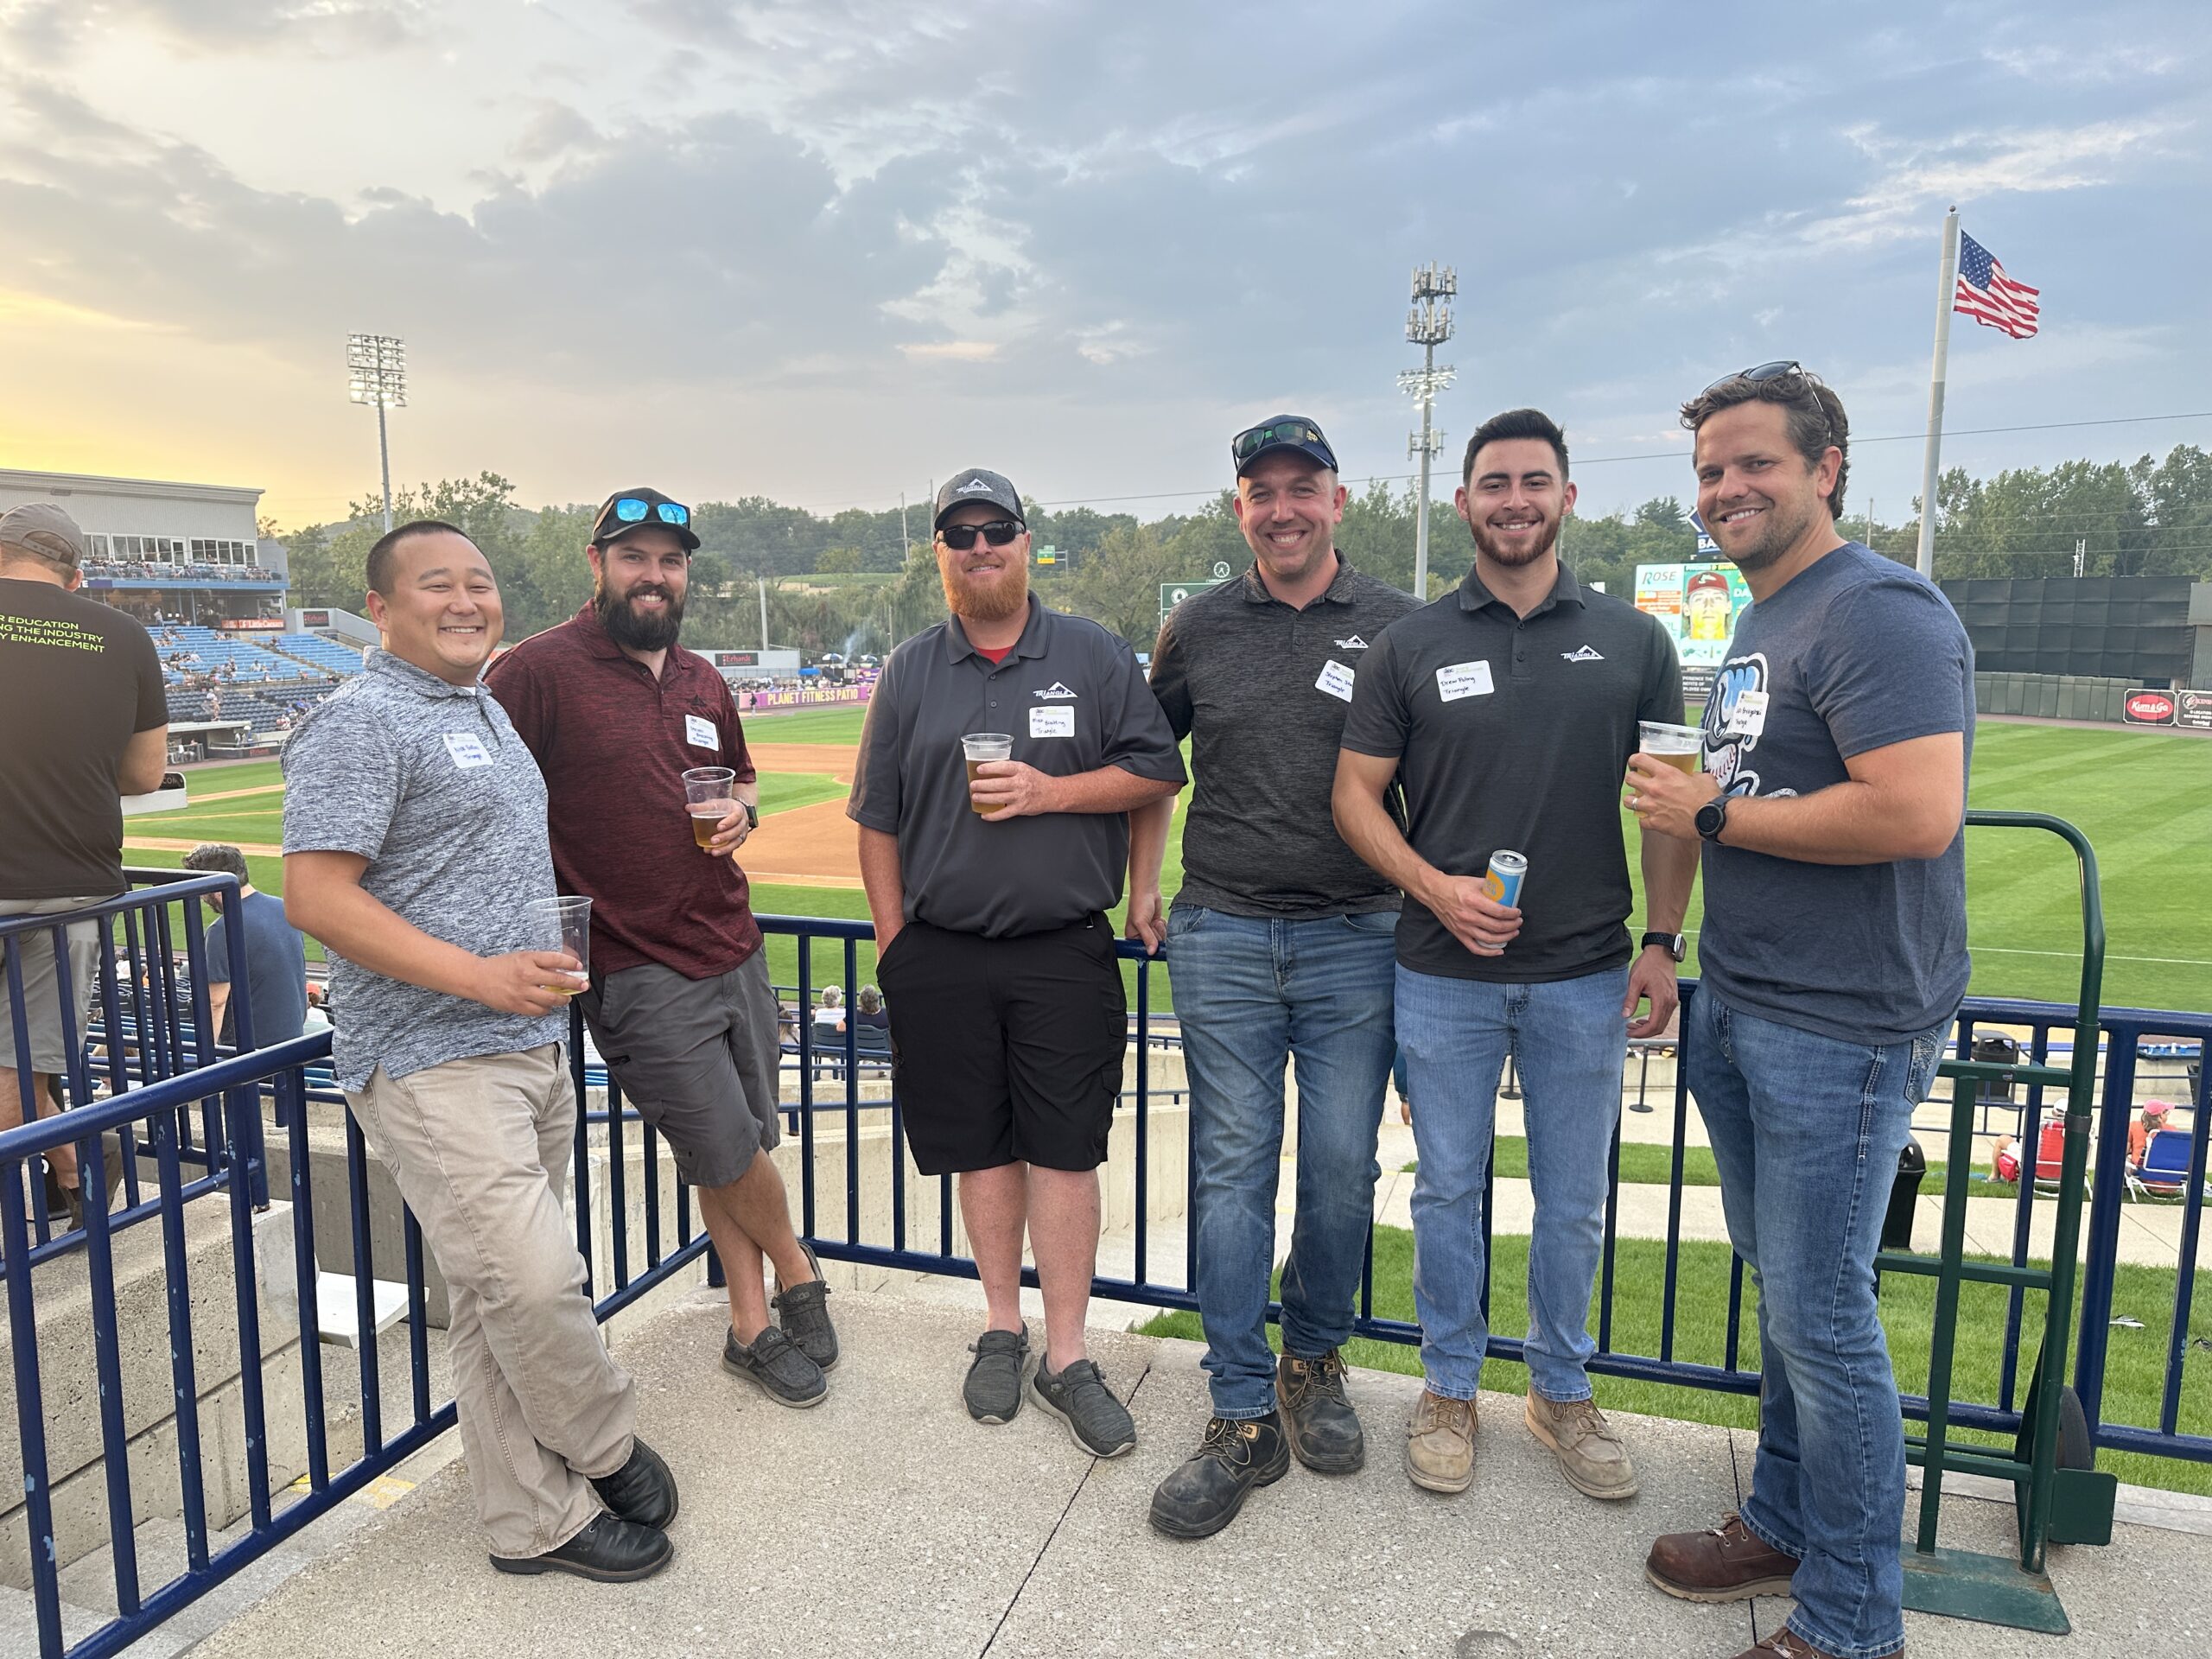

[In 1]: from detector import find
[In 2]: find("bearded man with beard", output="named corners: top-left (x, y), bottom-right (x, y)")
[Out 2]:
top-left (849, 468), bottom-right (1184, 1456)
top-left (487, 487), bottom-right (838, 1411)
top-left (1333, 410), bottom-right (1698, 1503)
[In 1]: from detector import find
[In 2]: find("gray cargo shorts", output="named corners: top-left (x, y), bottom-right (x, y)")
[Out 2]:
top-left (578, 950), bottom-right (784, 1189)
top-left (0, 897), bottom-right (106, 1077)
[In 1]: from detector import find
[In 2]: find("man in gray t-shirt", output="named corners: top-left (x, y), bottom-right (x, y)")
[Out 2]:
top-left (1633, 369), bottom-right (1972, 1659)
top-left (283, 521), bottom-right (675, 1586)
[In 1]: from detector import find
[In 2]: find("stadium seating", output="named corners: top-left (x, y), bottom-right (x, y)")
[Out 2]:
top-left (273, 633), bottom-right (365, 676)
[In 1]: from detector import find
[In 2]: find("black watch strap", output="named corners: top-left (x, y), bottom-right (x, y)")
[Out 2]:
top-left (1641, 931), bottom-right (1685, 963)
top-left (1695, 794), bottom-right (1730, 842)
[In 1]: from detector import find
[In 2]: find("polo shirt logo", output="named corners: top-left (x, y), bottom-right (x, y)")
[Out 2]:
top-left (1334, 635), bottom-right (1369, 650)
top-left (1560, 645), bottom-right (1605, 663)
top-left (1034, 682), bottom-right (1078, 700)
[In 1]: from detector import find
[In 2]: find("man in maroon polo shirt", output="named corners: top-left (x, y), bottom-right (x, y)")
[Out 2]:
top-left (487, 486), bottom-right (837, 1408)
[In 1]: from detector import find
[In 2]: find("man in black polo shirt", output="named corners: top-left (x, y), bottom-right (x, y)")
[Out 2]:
top-left (1334, 409), bottom-right (1698, 1503)
top-left (849, 468), bottom-right (1185, 1458)
top-left (1132, 416), bottom-right (1418, 1540)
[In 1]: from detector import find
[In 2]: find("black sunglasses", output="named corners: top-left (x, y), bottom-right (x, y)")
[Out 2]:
top-left (611, 497), bottom-right (690, 527)
top-left (1231, 418), bottom-right (1338, 469)
top-left (938, 519), bottom-right (1022, 550)
top-left (1701, 359), bottom-right (1804, 397)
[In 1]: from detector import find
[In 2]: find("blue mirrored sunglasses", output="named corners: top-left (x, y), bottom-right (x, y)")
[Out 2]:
top-left (613, 497), bottom-right (690, 527)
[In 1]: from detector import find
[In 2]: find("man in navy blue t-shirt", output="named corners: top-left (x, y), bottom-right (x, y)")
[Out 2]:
top-left (1627, 366), bottom-right (1972, 1659)
top-left (181, 843), bottom-right (308, 1046)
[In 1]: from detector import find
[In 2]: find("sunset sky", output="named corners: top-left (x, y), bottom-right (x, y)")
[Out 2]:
top-left (1, 0), bottom-right (2205, 530)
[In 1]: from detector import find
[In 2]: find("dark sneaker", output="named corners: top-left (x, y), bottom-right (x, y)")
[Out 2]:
top-left (1646, 1512), bottom-right (1801, 1603)
top-left (588, 1437), bottom-right (678, 1530)
top-left (490, 1513), bottom-right (671, 1582)
top-left (1277, 1349), bottom-right (1364, 1474)
top-left (722, 1324), bottom-right (828, 1408)
top-left (772, 1240), bottom-right (839, 1371)
top-left (963, 1325), bottom-right (1031, 1424)
top-left (1031, 1356), bottom-right (1137, 1458)
top-left (1148, 1414), bottom-right (1291, 1539)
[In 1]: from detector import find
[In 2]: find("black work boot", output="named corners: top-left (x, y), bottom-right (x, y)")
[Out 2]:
top-left (589, 1437), bottom-right (678, 1530)
top-left (490, 1513), bottom-right (672, 1583)
top-left (1277, 1349), bottom-right (1364, 1474)
top-left (1148, 1413), bottom-right (1292, 1540)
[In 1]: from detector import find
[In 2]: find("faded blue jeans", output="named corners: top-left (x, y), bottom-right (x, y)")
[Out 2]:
top-left (1167, 903), bottom-right (1398, 1419)
top-left (1396, 962), bottom-right (1630, 1403)
top-left (1687, 984), bottom-right (1951, 1659)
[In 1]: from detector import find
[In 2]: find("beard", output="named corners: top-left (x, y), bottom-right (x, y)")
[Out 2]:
top-left (1716, 496), bottom-right (1821, 573)
top-left (938, 551), bottom-right (1030, 622)
top-left (1468, 510), bottom-right (1561, 569)
top-left (596, 580), bottom-right (685, 652)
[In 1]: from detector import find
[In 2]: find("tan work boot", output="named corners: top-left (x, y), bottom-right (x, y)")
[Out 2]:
top-left (1403, 1389), bottom-right (1476, 1493)
top-left (1731, 1630), bottom-right (1899, 1659)
top-left (1524, 1389), bottom-right (1638, 1499)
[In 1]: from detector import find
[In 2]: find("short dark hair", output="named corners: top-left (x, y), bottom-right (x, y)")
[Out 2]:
top-left (1462, 409), bottom-right (1569, 487)
top-left (181, 843), bottom-right (251, 887)
top-left (1678, 371), bottom-right (1851, 520)
top-left (366, 519), bottom-right (468, 596)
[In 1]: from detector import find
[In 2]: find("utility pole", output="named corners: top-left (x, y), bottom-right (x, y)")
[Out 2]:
top-left (758, 575), bottom-right (770, 651)
top-left (346, 334), bottom-right (407, 533)
top-left (2075, 537), bottom-right (2087, 579)
top-left (900, 492), bottom-right (911, 562)
top-left (1400, 264), bottom-right (1457, 599)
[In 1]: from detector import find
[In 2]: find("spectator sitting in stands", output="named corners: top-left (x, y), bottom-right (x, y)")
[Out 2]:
top-left (181, 843), bottom-right (309, 1046)
top-left (853, 984), bottom-right (888, 1030)
top-left (2129, 1100), bottom-right (2176, 1173)
top-left (812, 984), bottom-right (846, 1039)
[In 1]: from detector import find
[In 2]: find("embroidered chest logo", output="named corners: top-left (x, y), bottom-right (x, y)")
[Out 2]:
top-left (1560, 645), bottom-right (1605, 664)
top-left (1334, 635), bottom-right (1369, 651)
top-left (1033, 682), bottom-right (1078, 700)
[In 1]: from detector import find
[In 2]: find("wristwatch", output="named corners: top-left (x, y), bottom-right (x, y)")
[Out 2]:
top-left (1641, 931), bottom-right (1686, 963)
top-left (1694, 794), bottom-right (1731, 843)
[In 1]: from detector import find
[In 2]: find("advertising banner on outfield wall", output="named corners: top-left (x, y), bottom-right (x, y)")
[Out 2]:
top-left (2123, 689), bottom-right (2182, 727)
top-left (2177, 690), bottom-right (2212, 731)
top-left (1634, 562), bottom-right (1751, 703)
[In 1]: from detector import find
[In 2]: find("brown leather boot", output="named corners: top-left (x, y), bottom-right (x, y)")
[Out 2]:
top-left (1645, 1512), bottom-right (1799, 1602)
top-left (1729, 1630), bottom-right (1902, 1658)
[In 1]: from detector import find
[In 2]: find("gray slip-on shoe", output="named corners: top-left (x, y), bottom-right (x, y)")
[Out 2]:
top-left (964, 1325), bottom-right (1031, 1425)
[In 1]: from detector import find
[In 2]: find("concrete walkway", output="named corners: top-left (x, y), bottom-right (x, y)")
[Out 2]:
top-left (187, 1290), bottom-right (2210, 1658)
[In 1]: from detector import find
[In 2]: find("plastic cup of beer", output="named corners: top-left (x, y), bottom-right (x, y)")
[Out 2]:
top-left (962, 733), bottom-right (1013, 815)
top-left (1638, 720), bottom-right (1704, 774)
top-left (683, 766), bottom-right (738, 849)
top-left (524, 894), bottom-right (590, 997)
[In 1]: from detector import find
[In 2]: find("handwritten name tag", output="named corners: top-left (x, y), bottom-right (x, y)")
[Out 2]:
top-left (1436, 661), bottom-right (1494, 702)
top-left (1315, 660), bottom-right (1356, 702)
top-left (442, 733), bottom-right (493, 769)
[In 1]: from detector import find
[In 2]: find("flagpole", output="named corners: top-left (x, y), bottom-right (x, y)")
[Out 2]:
top-left (1915, 207), bottom-right (1961, 577)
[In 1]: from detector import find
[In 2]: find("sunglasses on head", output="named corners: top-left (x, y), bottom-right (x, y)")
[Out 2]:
top-left (1231, 418), bottom-right (1336, 467)
top-left (938, 519), bottom-right (1022, 550)
top-left (1702, 359), bottom-right (1805, 398)
top-left (611, 497), bottom-right (690, 527)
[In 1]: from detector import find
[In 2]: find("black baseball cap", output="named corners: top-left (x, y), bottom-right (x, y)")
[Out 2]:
top-left (934, 468), bottom-right (1026, 531)
top-left (1232, 414), bottom-right (1338, 476)
top-left (0, 502), bottom-right (86, 568)
top-left (589, 486), bottom-right (699, 551)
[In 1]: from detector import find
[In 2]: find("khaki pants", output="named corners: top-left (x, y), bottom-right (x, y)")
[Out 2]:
top-left (346, 1043), bottom-right (636, 1558)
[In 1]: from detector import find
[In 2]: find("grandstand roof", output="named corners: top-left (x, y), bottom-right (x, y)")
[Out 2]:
top-left (0, 466), bottom-right (262, 506)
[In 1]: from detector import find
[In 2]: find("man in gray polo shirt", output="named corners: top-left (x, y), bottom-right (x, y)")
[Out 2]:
top-left (850, 468), bottom-right (1184, 1458)
top-left (1133, 415), bottom-right (1418, 1541)
top-left (1335, 410), bottom-right (1699, 1504)
top-left (284, 519), bottom-right (676, 1584)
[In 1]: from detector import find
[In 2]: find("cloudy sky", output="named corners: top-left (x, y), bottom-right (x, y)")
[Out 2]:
top-left (2, 0), bottom-right (2206, 531)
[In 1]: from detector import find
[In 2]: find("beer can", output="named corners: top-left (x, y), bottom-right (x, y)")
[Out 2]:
top-left (1482, 849), bottom-right (1528, 908)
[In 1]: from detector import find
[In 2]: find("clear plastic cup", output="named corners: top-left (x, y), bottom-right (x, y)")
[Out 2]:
top-left (1637, 720), bottom-right (1703, 774)
top-left (683, 766), bottom-right (737, 849)
top-left (962, 733), bottom-right (1013, 815)
top-left (524, 894), bottom-right (591, 996)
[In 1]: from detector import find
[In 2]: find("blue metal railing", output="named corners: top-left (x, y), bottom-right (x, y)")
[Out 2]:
top-left (3, 897), bottom-right (2208, 1659)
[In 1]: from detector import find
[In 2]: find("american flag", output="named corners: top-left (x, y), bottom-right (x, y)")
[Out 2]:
top-left (1954, 232), bottom-right (2039, 340)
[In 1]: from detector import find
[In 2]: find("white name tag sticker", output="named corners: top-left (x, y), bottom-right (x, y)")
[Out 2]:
top-left (1436, 661), bottom-right (1495, 702)
top-left (1315, 659), bottom-right (1356, 702)
top-left (442, 733), bottom-right (493, 769)
top-left (1728, 690), bottom-right (1770, 737)
top-left (684, 714), bottom-right (720, 750)
top-left (1030, 706), bottom-right (1075, 738)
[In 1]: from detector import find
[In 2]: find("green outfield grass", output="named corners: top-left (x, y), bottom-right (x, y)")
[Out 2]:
top-left (738, 707), bottom-right (869, 744)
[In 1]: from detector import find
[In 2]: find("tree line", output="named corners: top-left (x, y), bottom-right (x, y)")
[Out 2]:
top-left (274, 444), bottom-right (2212, 653)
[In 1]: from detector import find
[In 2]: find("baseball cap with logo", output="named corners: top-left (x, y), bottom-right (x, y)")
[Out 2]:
top-left (1231, 414), bottom-right (1339, 477)
top-left (933, 468), bottom-right (1026, 531)
top-left (589, 486), bottom-right (700, 551)
top-left (0, 502), bottom-right (87, 569)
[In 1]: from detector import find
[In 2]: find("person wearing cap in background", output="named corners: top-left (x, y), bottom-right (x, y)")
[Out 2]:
top-left (0, 503), bottom-right (169, 1233)
top-left (2130, 1100), bottom-right (2176, 1174)
top-left (849, 467), bottom-right (1185, 1457)
top-left (179, 842), bottom-right (310, 1047)
top-left (487, 488), bottom-right (837, 1412)
top-left (1130, 416), bottom-right (1418, 1540)
top-left (1333, 409), bottom-right (1696, 1506)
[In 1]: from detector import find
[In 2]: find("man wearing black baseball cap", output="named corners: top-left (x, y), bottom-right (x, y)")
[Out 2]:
top-left (0, 502), bottom-right (169, 1230)
top-left (1134, 415), bottom-right (1420, 1537)
top-left (488, 486), bottom-right (839, 1411)
top-left (850, 465), bottom-right (1185, 1457)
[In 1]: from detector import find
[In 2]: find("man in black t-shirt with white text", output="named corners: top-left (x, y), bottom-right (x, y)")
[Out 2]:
top-left (0, 504), bottom-right (169, 1229)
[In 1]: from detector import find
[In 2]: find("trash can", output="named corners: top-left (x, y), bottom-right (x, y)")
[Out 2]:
top-left (1882, 1137), bottom-right (1928, 1251)
top-left (1972, 1033), bottom-right (2020, 1105)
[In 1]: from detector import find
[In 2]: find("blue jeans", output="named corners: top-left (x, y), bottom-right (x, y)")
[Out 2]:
top-left (1396, 963), bottom-right (1630, 1402)
top-left (1167, 903), bottom-right (1398, 1419)
top-left (1687, 985), bottom-right (1950, 1659)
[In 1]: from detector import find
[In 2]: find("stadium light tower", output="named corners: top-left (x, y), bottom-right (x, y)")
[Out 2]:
top-left (347, 333), bottom-right (407, 533)
top-left (1399, 264), bottom-right (1457, 598)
